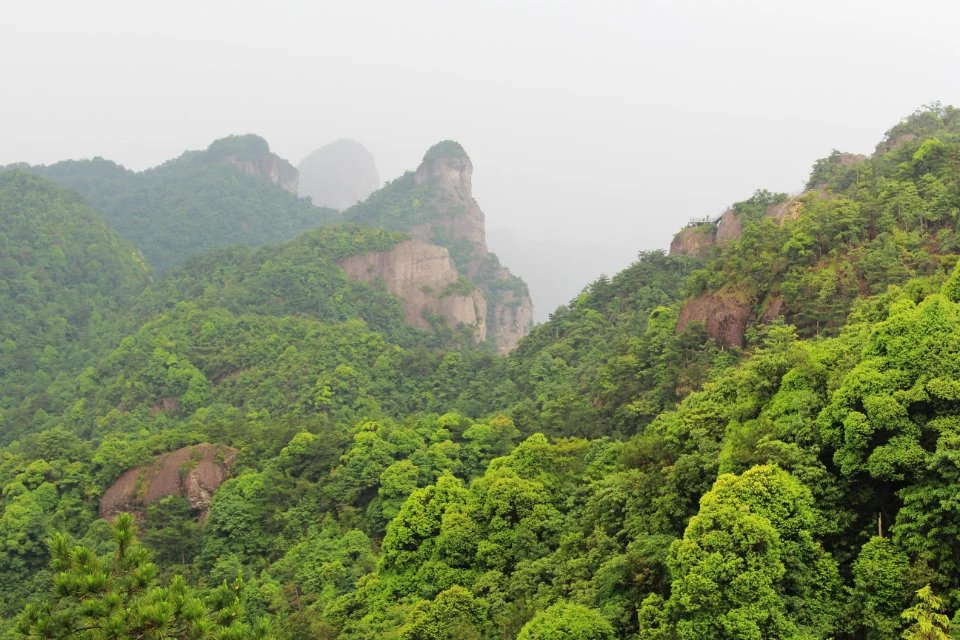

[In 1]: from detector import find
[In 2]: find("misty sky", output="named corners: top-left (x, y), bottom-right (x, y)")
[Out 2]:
top-left (3, 0), bottom-right (960, 319)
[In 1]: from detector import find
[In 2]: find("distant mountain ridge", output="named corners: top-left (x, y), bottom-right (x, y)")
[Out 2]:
top-left (298, 138), bottom-right (380, 210)
top-left (4, 134), bottom-right (335, 272)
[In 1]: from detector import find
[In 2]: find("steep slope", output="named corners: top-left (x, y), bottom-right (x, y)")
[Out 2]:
top-left (347, 141), bottom-right (533, 351)
top-left (298, 138), bottom-right (380, 209)
top-left (671, 105), bottom-right (960, 347)
top-left (0, 171), bottom-right (150, 438)
top-left (10, 134), bottom-right (335, 272)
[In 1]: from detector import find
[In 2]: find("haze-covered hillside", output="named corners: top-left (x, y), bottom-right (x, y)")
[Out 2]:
top-left (5, 106), bottom-right (960, 639)
top-left (298, 138), bottom-right (380, 210)
top-left (6, 134), bottom-right (336, 272)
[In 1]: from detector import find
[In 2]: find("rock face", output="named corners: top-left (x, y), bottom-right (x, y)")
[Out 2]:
top-left (677, 286), bottom-right (753, 348)
top-left (298, 139), bottom-right (380, 210)
top-left (490, 288), bottom-right (535, 353)
top-left (413, 142), bottom-right (532, 352)
top-left (339, 239), bottom-right (487, 342)
top-left (765, 197), bottom-right (803, 224)
top-left (670, 224), bottom-right (716, 258)
top-left (207, 134), bottom-right (299, 193)
top-left (714, 209), bottom-right (743, 245)
top-left (99, 444), bottom-right (238, 520)
top-left (410, 141), bottom-right (488, 256)
top-left (875, 133), bottom-right (919, 156)
top-left (668, 209), bottom-right (741, 258)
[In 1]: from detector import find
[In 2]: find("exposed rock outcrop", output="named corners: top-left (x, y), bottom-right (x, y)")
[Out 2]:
top-left (715, 208), bottom-right (743, 245)
top-left (875, 133), bottom-right (919, 156)
top-left (339, 239), bottom-right (487, 342)
top-left (409, 142), bottom-right (533, 351)
top-left (765, 197), bottom-right (803, 224)
top-left (298, 139), bottom-right (380, 210)
top-left (677, 286), bottom-right (754, 348)
top-left (491, 288), bottom-right (535, 353)
top-left (410, 141), bottom-right (488, 259)
top-left (207, 134), bottom-right (299, 193)
top-left (670, 224), bottom-right (716, 258)
top-left (99, 444), bottom-right (238, 520)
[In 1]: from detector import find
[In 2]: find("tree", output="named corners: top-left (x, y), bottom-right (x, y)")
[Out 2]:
top-left (659, 465), bottom-right (839, 640)
top-left (516, 602), bottom-right (614, 640)
top-left (16, 513), bottom-right (268, 639)
top-left (901, 585), bottom-right (951, 640)
top-left (851, 537), bottom-right (910, 639)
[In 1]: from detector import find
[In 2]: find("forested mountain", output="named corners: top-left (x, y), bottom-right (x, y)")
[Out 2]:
top-left (4, 105), bottom-right (960, 639)
top-left (5, 134), bottom-right (337, 272)
top-left (0, 172), bottom-right (150, 441)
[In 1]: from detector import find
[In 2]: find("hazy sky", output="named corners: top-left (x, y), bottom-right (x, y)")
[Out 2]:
top-left (3, 0), bottom-right (960, 318)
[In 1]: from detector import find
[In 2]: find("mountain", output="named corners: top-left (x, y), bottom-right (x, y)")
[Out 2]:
top-left (8, 134), bottom-right (335, 272)
top-left (0, 171), bottom-right (150, 438)
top-left (668, 104), bottom-right (960, 348)
top-left (346, 140), bottom-right (534, 352)
top-left (298, 138), bottom-right (380, 210)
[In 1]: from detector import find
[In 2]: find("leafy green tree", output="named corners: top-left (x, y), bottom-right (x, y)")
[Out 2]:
top-left (851, 537), bottom-right (910, 638)
top-left (901, 585), bottom-right (951, 640)
top-left (516, 602), bottom-right (614, 640)
top-left (659, 465), bottom-right (838, 640)
top-left (16, 513), bottom-right (267, 639)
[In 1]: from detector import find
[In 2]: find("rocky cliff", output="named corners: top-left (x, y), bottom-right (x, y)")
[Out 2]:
top-left (409, 141), bottom-right (488, 257)
top-left (411, 142), bottom-right (532, 352)
top-left (298, 139), bottom-right (380, 210)
top-left (669, 223), bottom-right (717, 258)
top-left (344, 141), bottom-right (534, 353)
top-left (99, 444), bottom-right (238, 520)
top-left (339, 239), bottom-right (487, 342)
top-left (676, 286), bottom-right (754, 349)
top-left (207, 134), bottom-right (299, 193)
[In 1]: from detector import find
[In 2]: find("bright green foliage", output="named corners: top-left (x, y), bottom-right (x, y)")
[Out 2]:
top-left (657, 465), bottom-right (838, 640)
top-left (901, 585), bottom-right (951, 640)
top-left (852, 537), bottom-right (910, 638)
top-left (516, 602), bottom-right (615, 640)
top-left (15, 513), bottom-right (267, 639)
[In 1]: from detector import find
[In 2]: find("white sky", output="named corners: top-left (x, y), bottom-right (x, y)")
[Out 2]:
top-left (3, 0), bottom-right (959, 318)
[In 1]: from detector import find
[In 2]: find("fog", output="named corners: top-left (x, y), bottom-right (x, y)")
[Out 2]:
top-left (3, 0), bottom-right (959, 319)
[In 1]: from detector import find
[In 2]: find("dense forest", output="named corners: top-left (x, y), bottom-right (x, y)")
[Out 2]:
top-left (3, 105), bottom-right (960, 638)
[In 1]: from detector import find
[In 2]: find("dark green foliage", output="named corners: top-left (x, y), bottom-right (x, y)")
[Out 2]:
top-left (505, 251), bottom-right (712, 438)
top-left (11, 138), bottom-right (337, 272)
top-left (422, 140), bottom-right (468, 163)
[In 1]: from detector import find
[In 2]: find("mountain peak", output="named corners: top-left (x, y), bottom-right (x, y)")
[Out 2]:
top-left (205, 133), bottom-right (298, 193)
top-left (298, 138), bottom-right (380, 210)
top-left (422, 140), bottom-right (469, 163)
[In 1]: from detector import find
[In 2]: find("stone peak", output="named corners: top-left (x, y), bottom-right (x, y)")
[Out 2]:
top-left (206, 133), bottom-right (272, 159)
top-left (422, 140), bottom-right (470, 164)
